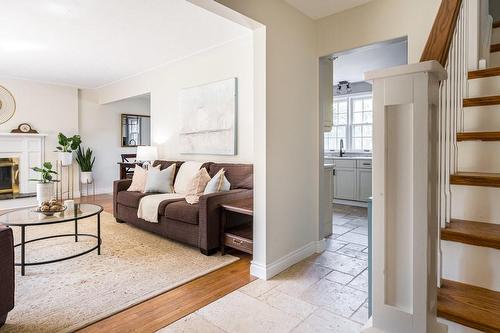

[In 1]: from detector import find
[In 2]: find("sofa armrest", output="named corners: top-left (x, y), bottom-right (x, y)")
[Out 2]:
top-left (0, 224), bottom-right (14, 319)
top-left (113, 179), bottom-right (132, 217)
top-left (198, 189), bottom-right (253, 253)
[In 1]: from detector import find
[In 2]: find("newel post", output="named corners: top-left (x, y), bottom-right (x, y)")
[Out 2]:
top-left (362, 61), bottom-right (448, 333)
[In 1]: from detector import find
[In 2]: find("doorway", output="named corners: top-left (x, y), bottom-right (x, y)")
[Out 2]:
top-left (318, 37), bottom-right (408, 323)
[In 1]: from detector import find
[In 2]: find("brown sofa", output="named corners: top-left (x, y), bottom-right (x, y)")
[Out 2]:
top-left (113, 161), bottom-right (253, 255)
top-left (0, 224), bottom-right (14, 327)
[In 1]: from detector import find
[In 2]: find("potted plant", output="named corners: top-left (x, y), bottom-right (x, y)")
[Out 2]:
top-left (56, 133), bottom-right (81, 166)
top-left (29, 162), bottom-right (59, 204)
top-left (75, 146), bottom-right (95, 184)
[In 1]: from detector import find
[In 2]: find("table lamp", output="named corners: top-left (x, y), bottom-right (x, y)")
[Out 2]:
top-left (136, 146), bottom-right (158, 169)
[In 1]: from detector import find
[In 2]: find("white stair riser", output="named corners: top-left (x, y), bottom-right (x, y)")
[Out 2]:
top-left (463, 105), bottom-right (500, 131)
top-left (490, 51), bottom-right (500, 67)
top-left (468, 76), bottom-right (500, 97)
top-left (492, 27), bottom-right (500, 45)
top-left (451, 185), bottom-right (500, 224)
top-left (438, 318), bottom-right (483, 333)
top-left (442, 240), bottom-right (500, 291)
top-left (458, 142), bottom-right (500, 173)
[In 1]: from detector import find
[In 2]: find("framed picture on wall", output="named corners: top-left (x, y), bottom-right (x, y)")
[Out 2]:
top-left (178, 77), bottom-right (237, 155)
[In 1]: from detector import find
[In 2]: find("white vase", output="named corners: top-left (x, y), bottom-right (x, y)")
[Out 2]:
top-left (36, 183), bottom-right (53, 204)
top-left (80, 171), bottom-right (93, 184)
top-left (58, 152), bottom-right (73, 166)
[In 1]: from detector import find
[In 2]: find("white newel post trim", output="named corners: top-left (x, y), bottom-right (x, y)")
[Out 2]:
top-left (362, 61), bottom-right (448, 333)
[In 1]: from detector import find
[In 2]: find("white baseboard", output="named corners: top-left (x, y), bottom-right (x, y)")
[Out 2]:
top-left (250, 239), bottom-right (326, 280)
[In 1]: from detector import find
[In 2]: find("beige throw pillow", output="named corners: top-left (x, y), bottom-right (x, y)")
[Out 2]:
top-left (127, 166), bottom-right (148, 192)
top-left (185, 168), bottom-right (211, 204)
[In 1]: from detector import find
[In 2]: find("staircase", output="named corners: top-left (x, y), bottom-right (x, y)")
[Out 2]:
top-left (438, 19), bottom-right (500, 333)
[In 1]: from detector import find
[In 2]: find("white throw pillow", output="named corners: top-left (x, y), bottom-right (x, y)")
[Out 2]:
top-left (204, 169), bottom-right (231, 195)
top-left (144, 164), bottom-right (176, 193)
top-left (185, 168), bottom-right (211, 204)
top-left (174, 161), bottom-right (204, 194)
top-left (127, 166), bottom-right (148, 192)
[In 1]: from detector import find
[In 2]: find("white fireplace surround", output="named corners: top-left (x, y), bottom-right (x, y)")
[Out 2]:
top-left (0, 133), bottom-right (47, 194)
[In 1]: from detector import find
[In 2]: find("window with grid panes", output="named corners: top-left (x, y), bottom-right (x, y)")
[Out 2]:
top-left (324, 97), bottom-right (348, 151)
top-left (324, 93), bottom-right (373, 152)
top-left (350, 96), bottom-right (372, 151)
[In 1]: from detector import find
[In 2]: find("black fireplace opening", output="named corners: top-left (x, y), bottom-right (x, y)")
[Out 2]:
top-left (0, 164), bottom-right (13, 193)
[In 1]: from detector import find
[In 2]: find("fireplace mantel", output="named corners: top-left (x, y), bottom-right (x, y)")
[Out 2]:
top-left (0, 133), bottom-right (48, 137)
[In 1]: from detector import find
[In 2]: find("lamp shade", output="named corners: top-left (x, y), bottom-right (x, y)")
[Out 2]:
top-left (136, 146), bottom-right (158, 161)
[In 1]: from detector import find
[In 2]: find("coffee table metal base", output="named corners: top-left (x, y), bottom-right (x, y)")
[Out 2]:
top-left (14, 213), bottom-right (101, 276)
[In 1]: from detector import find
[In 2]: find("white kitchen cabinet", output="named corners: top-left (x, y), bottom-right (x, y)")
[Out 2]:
top-left (357, 168), bottom-right (372, 202)
top-left (331, 157), bottom-right (372, 204)
top-left (319, 57), bottom-right (333, 132)
top-left (334, 168), bottom-right (357, 200)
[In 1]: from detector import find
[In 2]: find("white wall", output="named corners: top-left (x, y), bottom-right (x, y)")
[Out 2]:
top-left (0, 77), bottom-right (79, 162)
top-left (216, 0), bottom-right (320, 275)
top-left (317, 0), bottom-right (441, 63)
top-left (96, 36), bottom-right (254, 164)
top-left (78, 91), bottom-right (150, 193)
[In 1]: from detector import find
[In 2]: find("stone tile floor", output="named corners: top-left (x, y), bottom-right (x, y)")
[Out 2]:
top-left (158, 204), bottom-right (369, 333)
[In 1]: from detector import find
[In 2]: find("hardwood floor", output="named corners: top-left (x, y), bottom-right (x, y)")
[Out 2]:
top-left (75, 194), bottom-right (254, 333)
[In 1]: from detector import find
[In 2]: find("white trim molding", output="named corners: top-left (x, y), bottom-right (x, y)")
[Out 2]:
top-left (250, 239), bottom-right (326, 280)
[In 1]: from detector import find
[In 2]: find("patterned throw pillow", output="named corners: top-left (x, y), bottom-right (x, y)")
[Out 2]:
top-left (185, 168), bottom-right (211, 204)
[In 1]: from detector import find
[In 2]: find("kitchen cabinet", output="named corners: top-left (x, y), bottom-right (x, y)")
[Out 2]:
top-left (334, 168), bottom-right (357, 200)
top-left (319, 57), bottom-right (333, 132)
top-left (331, 157), bottom-right (372, 203)
top-left (357, 168), bottom-right (373, 202)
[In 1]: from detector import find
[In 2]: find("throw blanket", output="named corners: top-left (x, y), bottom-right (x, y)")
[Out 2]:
top-left (137, 193), bottom-right (185, 223)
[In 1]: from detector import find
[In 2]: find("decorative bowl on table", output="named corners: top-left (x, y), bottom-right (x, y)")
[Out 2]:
top-left (34, 200), bottom-right (67, 216)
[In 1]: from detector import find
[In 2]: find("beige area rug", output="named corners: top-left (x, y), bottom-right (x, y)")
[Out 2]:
top-left (1, 212), bottom-right (238, 333)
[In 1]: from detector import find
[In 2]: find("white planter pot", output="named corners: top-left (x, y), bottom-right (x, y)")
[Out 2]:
top-left (58, 152), bottom-right (73, 166)
top-left (36, 183), bottom-right (53, 204)
top-left (80, 171), bottom-right (93, 184)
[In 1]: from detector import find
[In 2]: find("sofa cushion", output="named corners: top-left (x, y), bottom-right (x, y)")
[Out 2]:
top-left (164, 201), bottom-right (199, 225)
top-left (209, 163), bottom-right (253, 190)
top-left (117, 191), bottom-right (150, 208)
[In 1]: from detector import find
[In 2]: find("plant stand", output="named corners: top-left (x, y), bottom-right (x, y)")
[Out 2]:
top-left (55, 161), bottom-right (75, 201)
top-left (80, 179), bottom-right (95, 199)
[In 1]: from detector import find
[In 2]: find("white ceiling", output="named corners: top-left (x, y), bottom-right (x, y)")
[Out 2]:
top-left (0, 0), bottom-right (251, 88)
top-left (333, 40), bottom-right (408, 84)
top-left (284, 0), bottom-right (374, 19)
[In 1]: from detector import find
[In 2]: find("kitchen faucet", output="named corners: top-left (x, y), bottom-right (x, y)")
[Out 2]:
top-left (339, 139), bottom-right (345, 157)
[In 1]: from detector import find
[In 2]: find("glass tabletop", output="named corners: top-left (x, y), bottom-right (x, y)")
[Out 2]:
top-left (0, 203), bottom-right (103, 226)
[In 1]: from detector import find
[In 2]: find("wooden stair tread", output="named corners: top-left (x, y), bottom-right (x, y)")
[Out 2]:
top-left (451, 172), bottom-right (500, 188)
top-left (494, 21), bottom-right (500, 29)
top-left (464, 95), bottom-right (500, 107)
top-left (457, 131), bottom-right (500, 141)
top-left (492, 43), bottom-right (500, 53)
top-left (442, 219), bottom-right (500, 249)
top-left (469, 67), bottom-right (500, 79)
top-left (438, 280), bottom-right (500, 332)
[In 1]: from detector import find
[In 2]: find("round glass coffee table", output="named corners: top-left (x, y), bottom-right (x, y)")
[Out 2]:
top-left (0, 203), bottom-right (103, 276)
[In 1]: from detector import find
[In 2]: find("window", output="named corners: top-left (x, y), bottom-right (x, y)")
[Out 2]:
top-left (324, 97), bottom-right (348, 151)
top-left (325, 93), bottom-right (373, 152)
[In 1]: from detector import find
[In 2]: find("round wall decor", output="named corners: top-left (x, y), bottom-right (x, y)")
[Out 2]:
top-left (0, 85), bottom-right (16, 124)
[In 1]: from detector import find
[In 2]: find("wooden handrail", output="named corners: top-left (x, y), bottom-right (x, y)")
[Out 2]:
top-left (420, 0), bottom-right (463, 66)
